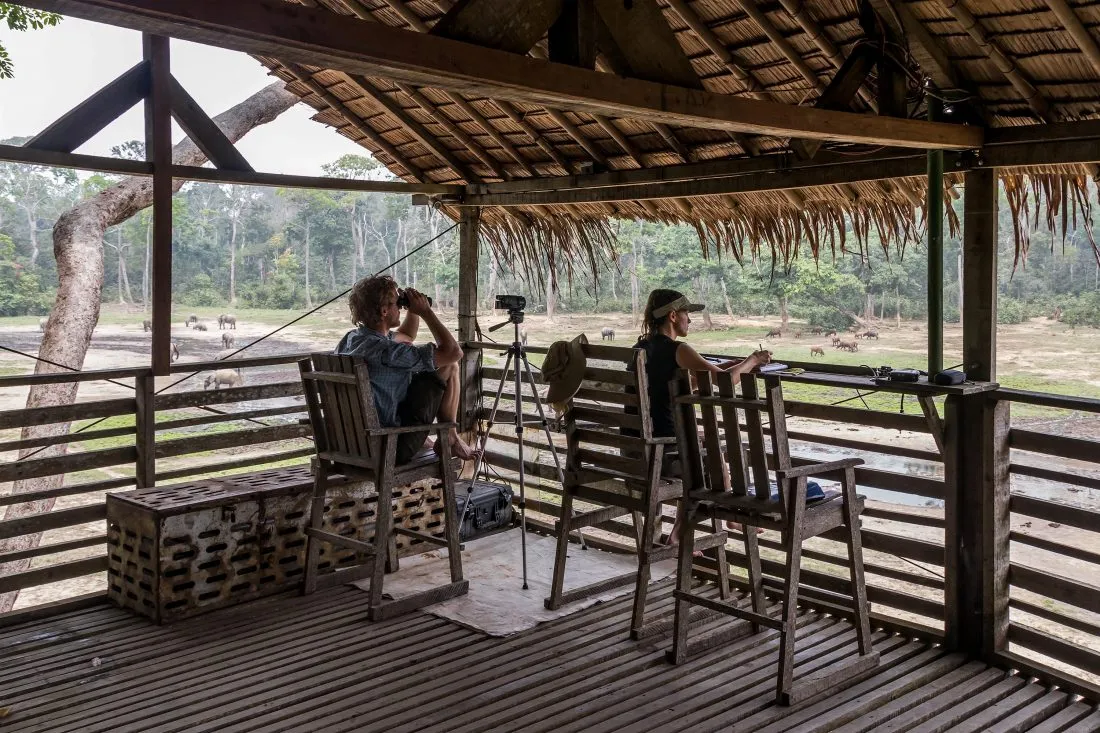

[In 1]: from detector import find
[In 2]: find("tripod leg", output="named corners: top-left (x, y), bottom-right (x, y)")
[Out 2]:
top-left (517, 350), bottom-right (588, 551)
top-left (460, 349), bottom-right (514, 532)
top-left (513, 339), bottom-right (529, 590)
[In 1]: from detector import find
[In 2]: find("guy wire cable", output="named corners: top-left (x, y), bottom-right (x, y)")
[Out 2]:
top-left (8, 222), bottom-right (458, 462)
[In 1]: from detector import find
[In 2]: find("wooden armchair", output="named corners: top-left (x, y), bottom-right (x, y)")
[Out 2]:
top-left (545, 345), bottom-right (728, 639)
top-left (298, 353), bottom-right (467, 620)
top-left (668, 369), bottom-right (878, 705)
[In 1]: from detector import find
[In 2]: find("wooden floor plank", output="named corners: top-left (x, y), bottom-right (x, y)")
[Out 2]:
top-left (1, 578), bottom-right (1094, 733)
top-left (951, 683), bottom-right (1054, 733)
top-left (1026, 702), bottom-right (1099, 733)
top-left (829, 661), bottom-right (990, 733)
top-left (1061, 708), bottom-right (1100, 732)
top-left (216, 585), bottom-right (669, 733)
top-left (519, 616), bottom-right (849, 733)
top-left (672, 636), bottom-right (932, 733)
top-left (906, 674), bottom-right (1030, 733)
top-left (3, 591), bottom-right (406, 725)
top-left (866, 667), bottom-right (1008, 733)
top-left (988, 690), bottom-right (1071, 733)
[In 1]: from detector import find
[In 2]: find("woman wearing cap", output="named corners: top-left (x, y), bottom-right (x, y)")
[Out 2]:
top-left (635, 289), bottom-right (770, 440)
top-left (634, 288), bottom-right (770, 544)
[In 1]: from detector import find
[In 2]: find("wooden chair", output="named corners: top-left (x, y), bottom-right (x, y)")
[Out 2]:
top-left (668, 369), bottom-right (878, 705)
top-left (298, 352), bottom-right (468, 620)
top-left (544, 345), bottom-right (729, 639)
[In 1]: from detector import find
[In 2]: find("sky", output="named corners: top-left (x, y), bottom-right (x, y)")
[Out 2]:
top-left (0, 17), bottom-right (370, 175)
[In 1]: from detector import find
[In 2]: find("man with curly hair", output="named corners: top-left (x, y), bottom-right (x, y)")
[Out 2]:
top-left (336, 275), bottom-right (479, 463)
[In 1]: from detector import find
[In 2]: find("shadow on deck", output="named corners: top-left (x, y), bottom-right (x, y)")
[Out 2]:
top-left (1, 582), bottom-right (1097, 733)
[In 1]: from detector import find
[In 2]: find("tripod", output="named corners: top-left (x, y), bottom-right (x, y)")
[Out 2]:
top-left (461, 308), bottom-right (583, 590)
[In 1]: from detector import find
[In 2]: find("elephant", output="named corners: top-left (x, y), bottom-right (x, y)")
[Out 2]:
top-left (186, 314), bottom-right (198, 327)
top-left (221, 332), bottom-right (235, 348)
top-left (220, 314), bottom-right (237, 329)
top-left (193, 322), bottom-right (208, 332)
top-left (38, 317), bottom-right (48, 332)
top-left (600, 327), bottom-right (615, 341)
top-left (203, 369), bottom-right (244, 390)
top-left (170, 342), bottom-right (180, 362)
top-left (142, 319), bottom-right (152, 332)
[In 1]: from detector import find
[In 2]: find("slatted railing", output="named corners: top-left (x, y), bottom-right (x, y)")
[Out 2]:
top-left (0, 354), bottom-right (312, 611)
top-left (471, 342), bottom-right (948, 637)
top-left (994, 388), bottom-right (1100, 691)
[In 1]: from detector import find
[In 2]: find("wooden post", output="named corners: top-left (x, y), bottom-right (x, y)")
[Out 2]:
top-left (134, 371), bottom-right (157, 489)
top-left (926, 93), bottom-right (944, 376)
top-left (145, 34), bottom-right (174, 376)
top-left (457, 208), bottom-right (480, 433)
top-left (943, 393), bottom-right (1010, 657)
top-left (963, 168), bottom-right (998, 381)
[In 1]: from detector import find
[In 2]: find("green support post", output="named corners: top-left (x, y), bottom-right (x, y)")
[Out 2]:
top-left (927, 93), bottom-right (944, 375)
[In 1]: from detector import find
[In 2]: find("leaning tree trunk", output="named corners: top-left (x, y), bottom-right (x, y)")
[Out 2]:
top-left (0, 82), bottom-right (298, 613)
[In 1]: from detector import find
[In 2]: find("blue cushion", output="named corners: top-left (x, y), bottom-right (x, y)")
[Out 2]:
top-left (755, 480), bottom-right (837, 505)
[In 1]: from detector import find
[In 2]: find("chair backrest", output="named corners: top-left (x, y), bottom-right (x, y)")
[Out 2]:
top-left (299, 352), bottom-right (382, 472)
top-left (671, 370), bottom-right (796, 521)
top-left (561, 343), bottom-right (659, 487)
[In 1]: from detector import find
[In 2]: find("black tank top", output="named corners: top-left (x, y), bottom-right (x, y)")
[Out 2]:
top-left (632, 334), bottom-right (682, 438)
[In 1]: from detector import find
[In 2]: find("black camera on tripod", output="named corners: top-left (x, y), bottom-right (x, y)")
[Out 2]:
top-left (495, 294), bottom-right (526, 312)
top-left (395, 289), bottom-right (433, 309)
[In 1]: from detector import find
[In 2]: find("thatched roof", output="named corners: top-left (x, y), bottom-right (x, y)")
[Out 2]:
top-left (254, 0), bottom-right (1100, 263)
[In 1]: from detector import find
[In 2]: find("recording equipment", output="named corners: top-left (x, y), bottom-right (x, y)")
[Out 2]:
top-left (395, 289), bottom-right (433, 309)
top-left (888, 368), bottom-right (922, 382)
top-left (933, 369), bottom-right (967, 385)
top-left (495, 294), bottom-right (526, 312)
top-left (469, 292), bottom-right (586, 589)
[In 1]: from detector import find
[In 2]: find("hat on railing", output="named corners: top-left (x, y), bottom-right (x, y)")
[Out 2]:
top-left (542, 333), bottom-right (588, 411)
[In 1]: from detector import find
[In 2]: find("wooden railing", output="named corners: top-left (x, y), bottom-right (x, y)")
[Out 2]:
top-left (993, 388), bottom-right (1100, 695)
top-left (0, 354), bottom-right (313, 610)
top-left (471, 342), bottom-right (949, 637)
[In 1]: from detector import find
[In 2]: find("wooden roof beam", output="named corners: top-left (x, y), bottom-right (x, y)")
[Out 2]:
top-left (343, 72), bottom-right (481, 181)
top-left (1043, 0), bottom-right (1100, 84)
top-left (21, 0), bottom-right (982, 150)
top-left (440, 93), bottom-right (538, 176)
top-left (775, 0), bottom-right (876, 110)
top-left (392, 82), bottom-right (508, 178)
top-left (866, 0), bottom-right (961, 92)
top-left (664, 0), bottom-right (768, 99)
top-left (731, 0), bottom-right (825, 97)
top-left (492, 100), bottom-right (573, 173)
top-left (281, 62), bottom-right (426, 182)
top-left (939, 0), bottom-right (1050, 122)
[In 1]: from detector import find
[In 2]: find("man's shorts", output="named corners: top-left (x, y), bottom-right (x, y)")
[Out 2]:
top-left (394, 371), bottom-right (447, 464)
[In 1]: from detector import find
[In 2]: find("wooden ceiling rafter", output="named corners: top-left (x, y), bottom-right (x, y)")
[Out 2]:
top-left (390, 81), bottom-right (509, 178)
top-left (492, 99), bottom-right (573, 173)
top-left (280, 61), bottom-right (427, 182)
top-left (664, 0), bottom-right (769, 99)
top-left (1043, 0), bottom-right (1100, 90)
top-left (345, 71), bottom-right (483, 182)
top-left (731, 0), bottom-right (826, 100)
top-left (866, 0), bottom-right (962, 93)
top-left (939, 0), bottom-right (1050, 121)
top-left (774, 0), bottom-right (877, 110)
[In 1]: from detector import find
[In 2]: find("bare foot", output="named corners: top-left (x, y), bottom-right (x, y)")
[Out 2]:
top-left (664, 532), bottom-right (704, 558)
top-left (725, 520), bottom-right (765, 535)
top-left (435, 432), bottom-right (481, 461)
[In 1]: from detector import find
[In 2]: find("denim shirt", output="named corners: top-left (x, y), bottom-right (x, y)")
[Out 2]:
top-left (334, 327), bottom-right (436, 427)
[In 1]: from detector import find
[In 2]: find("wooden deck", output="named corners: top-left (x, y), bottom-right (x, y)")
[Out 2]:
top-left (1, 582), bottom-right (1097, 733)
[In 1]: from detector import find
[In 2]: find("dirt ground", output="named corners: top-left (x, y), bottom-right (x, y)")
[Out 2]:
top-left (1, 307), bottom-right (1098, 681)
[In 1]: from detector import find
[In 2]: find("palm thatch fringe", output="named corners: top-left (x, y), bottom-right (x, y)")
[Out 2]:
top-left (472, 205), bottom-right (619, 293)
top-left (1002, 172), bottom-right (1095, 271)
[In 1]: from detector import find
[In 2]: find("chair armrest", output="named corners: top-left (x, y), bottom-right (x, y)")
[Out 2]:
top-left (775, 457), bottom-right (863, 480)
top-left (366, 421), bottom-right (457, 436)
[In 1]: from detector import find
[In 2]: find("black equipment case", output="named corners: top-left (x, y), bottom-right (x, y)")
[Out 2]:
top-left (454, 480), bottom-right (514, 541)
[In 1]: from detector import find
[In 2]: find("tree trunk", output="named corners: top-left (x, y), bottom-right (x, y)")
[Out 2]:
top-left (229, 215), bottom-right (239, 306)
top-left (0, 81), bottom-right (298, 613)
top-left (630, 238), bottom-right (640, 327)
top-left (327, 254), bottom-right (336, 291)
top-left (303, 221), bottom-right (313, 308)
top-left (720, 276), bottom-right (735, 318)
top-left (25, 205), bottom-right (39, 270)
top-left (780, 293), bottom-right (789, 329)
top-left (896, 286), bottom-right (901, 329)
top-left (142, 218), bottom-right (151, 312)
top-left (546, 280), bottom-right (557, 322)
